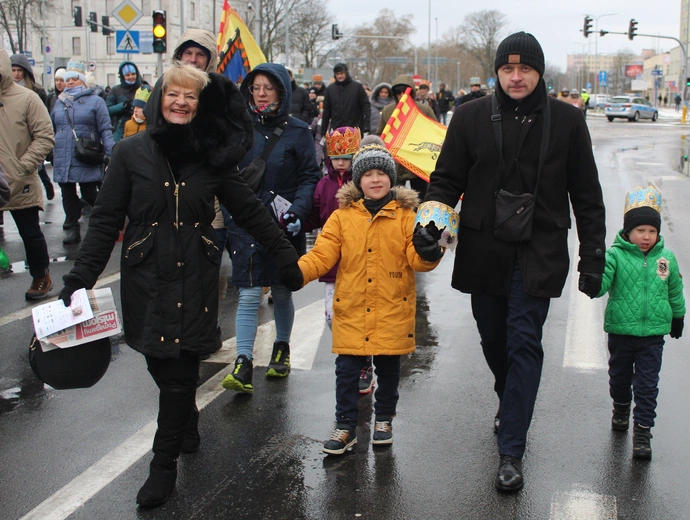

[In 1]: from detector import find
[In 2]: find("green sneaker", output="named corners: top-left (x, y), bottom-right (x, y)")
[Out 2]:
top-left (266, 341), bottom-right (290, 377)
top-left (221, 355), bottom-right (254, 393)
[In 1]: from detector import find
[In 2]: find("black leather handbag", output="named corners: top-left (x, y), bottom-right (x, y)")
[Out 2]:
top-left (64, 105), bottom-right (106, 165)
top-left (29, 334), bottom-right (111, 390)
top-left (491, 95), bottom-right (551, 243)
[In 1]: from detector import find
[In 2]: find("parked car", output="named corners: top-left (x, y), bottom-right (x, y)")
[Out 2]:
top-left (605, 96), bottom-right (658, 122)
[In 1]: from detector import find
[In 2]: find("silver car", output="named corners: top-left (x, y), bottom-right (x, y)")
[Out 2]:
top-left (605, 96), bottom-right (658, 122)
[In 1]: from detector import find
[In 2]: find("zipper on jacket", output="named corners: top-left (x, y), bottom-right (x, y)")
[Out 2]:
top-left (165, 158), bottom-right (180, 227)
top-left (643, 253), bottom-right (648, 332)
top-left (124, 232), bottom-right (151, 259)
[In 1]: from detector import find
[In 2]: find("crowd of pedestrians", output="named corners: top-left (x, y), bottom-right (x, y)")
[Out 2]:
top-left (1, 28), bottom-right (685, 510)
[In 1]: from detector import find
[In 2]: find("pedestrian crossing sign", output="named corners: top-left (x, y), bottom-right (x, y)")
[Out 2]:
top-left (116, 30), bottom-right (140, 53)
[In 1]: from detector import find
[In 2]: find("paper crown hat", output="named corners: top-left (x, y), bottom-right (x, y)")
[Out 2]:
top-left (624, 185), bottom-right (661, 214)
top-left (326, 127), bottom-right (361, 158)
top-left (415, 200), bottom-right (460, 251)
top-left (132, 85), bottom-right (152, 108)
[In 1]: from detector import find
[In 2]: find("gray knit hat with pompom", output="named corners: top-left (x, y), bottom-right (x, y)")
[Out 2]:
top-left (352, 136), bottom-right (397, 188)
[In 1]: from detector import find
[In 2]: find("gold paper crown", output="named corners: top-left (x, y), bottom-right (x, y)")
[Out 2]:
top-left (326, 127), bottom-right (361, 158)
top-left (624, 185), bottom-right (661, 214)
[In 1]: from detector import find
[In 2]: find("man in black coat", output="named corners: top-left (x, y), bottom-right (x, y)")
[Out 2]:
top-left (413, 32), bottom-right (606, 493)
top-left (287, 67), bottom-right (311, 123)
top-left (321, 63), bottom-right (370, 134)
top-left (436, 82), bottom-right (455, 124)
top-left (459, 81), bottom-right (486, 105)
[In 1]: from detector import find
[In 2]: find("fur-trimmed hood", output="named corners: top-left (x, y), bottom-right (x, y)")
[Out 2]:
top-left (336, 182), bottom-right (420, 210)
top-left (144, 71), bottom-right (253, 168)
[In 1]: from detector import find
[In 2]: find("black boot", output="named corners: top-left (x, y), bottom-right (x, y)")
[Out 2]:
top-left (63, 227), bottom-right (81, 245)
top-left (180, 405), bottom-right (200, 454)
top-left (136, 453), bottom-right (177, 507)
top-left (611, 402), bottom-right (631, 431)
top-left (633, 424), bottom-right (653, 460)
top-left (495, 455), bottom-right (524, 492)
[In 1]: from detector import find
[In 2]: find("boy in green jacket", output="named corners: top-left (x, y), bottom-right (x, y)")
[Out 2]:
top-left (596, 186), bottom-right (685, 460)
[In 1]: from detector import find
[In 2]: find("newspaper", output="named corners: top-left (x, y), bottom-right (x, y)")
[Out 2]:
top-left (36, 288), bottom-right (122, 352)
top-left (32, 288), bottom-right (94, 339)
top-left (270, 193), bottom-right (292, 221)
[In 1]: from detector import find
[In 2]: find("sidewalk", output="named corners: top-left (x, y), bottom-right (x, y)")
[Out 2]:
top-left (589, 106), bottom-right (687, 122)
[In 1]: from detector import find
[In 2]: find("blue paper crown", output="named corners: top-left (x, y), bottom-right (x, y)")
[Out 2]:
top-left (624, 185), bottom-right (661, 214)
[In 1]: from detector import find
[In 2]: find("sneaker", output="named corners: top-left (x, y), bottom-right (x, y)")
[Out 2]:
top-left (372, 416), bottom-right (393, 445)
top-left (358, 366), bottom-right (375, 395)
top-left (221, 355), bottom-right (254, 393)
top-left (632, 424), bottom-right (652, 460)
top-left (323, 424), bottom-right (357, 455)
top-left (266, 341), bottom-right (290, 377)
top-left (612, 402), bottom-right (631, 431)
top-left (25, 274), bottom-right (52, 300)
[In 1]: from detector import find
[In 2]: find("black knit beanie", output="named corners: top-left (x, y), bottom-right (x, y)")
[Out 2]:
top-left (623, 207), bottom-right (661, 234)
top-left (494, 32), bottom-right (545, 77)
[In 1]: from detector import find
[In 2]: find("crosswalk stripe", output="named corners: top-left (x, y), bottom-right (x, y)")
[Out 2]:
top-left (18, 299), bottom-right (327, 520)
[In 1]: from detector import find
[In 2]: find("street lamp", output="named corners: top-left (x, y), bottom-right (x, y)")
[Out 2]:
top-left (573, 41), bottom-right (588, 92)
top-left (591, 13), bottom-right (617, 97)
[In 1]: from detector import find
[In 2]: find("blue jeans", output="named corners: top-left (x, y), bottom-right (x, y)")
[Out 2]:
top-left (470, 258), bottom-right (551, 458)
top-left (335, 354), bottom-right (401, 428)
top-left (235, 285), bottom-right (294, 359)
top-left (608, 334), bottom-right (664, 428)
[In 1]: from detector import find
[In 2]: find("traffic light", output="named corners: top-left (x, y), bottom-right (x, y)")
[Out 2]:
top-left (547, 80), bottom-right (553, 91)
top-left (102, 16), bottom-right (112, 36)
top-left (583, 16), bottom-right (593, 38)
top-left (628, 19), bottom-right (638, 40)
top-left (152, 10), bottom-right (167, 53)
top-left (331, 24), bottom-right (342, 40)
top-left (89, 12), bottom-right (98, 33)
top-left (73, 6), bottom-right (82, 27)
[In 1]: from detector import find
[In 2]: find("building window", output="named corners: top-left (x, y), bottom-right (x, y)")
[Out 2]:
top-left (72, 37), bottom-right (81, 55)
top-left (106, 36), bottom-right (115, 55)
top-left (190, 2), bottom-right (196, 21)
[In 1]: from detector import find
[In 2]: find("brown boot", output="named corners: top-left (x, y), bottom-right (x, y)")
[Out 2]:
top-left (25, 274), bottom-right (52, 300)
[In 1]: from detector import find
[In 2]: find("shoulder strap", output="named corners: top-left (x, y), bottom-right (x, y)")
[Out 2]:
top-left (63, 104), bottom-right (79, 141)
top-left (260, 121), bottom-right (287, 162)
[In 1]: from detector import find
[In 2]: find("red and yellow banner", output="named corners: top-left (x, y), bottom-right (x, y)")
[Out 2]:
top-left (380, 88), bottom-right (447, 182)
top-left (216, 0), bottom-right (266, 82)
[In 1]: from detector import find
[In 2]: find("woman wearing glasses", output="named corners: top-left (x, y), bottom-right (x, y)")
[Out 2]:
top-left (221, 64), bottom-right (321, 393)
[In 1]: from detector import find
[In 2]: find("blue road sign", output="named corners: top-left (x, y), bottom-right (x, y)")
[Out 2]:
top-left (46, 65), bottom-right (52, 75)
top-left (487, 77), bottom-right (496, 88)
top-left (116, 30), bottom-right (140, 53)
top-left (586, 82), bottom-right (592, 89)
top-left (598, 70), bottom-right (607, 84)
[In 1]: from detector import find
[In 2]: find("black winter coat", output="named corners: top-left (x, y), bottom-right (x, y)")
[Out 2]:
top-left (64, 73), bottom-right (298, 359)
top-left (321, 74), bottom-right (370, 133)
top-left (426, 82), bottom-right (606, 298)
top-left (290, 80), bottom-right (311, 123)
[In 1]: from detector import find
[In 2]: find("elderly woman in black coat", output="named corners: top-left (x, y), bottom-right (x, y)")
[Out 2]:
top-left (58, 64), bottom-right (303, 508)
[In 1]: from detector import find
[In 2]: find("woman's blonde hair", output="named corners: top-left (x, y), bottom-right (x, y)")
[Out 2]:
top-left (160, 63), bottom-right (210, 95)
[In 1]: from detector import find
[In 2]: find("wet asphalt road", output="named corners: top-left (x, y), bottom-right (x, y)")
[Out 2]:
top-left (1, 115), bottom-right (690, 519)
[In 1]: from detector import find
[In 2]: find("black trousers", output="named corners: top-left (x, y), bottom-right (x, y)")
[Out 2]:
top-left (59, 182), bottom-right (99, 229)
top-left (608, 334), bottom-right (664, 428)
top-left (8, 207), bottom-right (49, 278)
top-left (145, 352), bottom-right (200, 458)
top-left (470, 258), bottom-right (550, 458)
top-left (335, 354), bottom-right (401, 428)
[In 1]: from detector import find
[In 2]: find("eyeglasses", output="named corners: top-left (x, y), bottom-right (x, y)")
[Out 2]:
top-left (248, 84), bottom-right (276, 94)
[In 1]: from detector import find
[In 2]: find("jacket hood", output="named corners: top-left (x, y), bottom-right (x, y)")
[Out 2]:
top-left (370, 82), bottom-right (394, 109)
top-left (391, 75), bottom-right (415, 91)
top-left (336, 182), bottom-right (420, 210)
top-left (10, 53), bottom-right (35, 83)
top-left (118, 61), bottom-right (142, 87)
top-left (0, 50), bottom-right (13, 93)
top-left (173, 29), bottom-right (219, 72)
top-left (239, 63), bottom-right (292, 120)
top-left (145, 71), bottom-right (253, 168)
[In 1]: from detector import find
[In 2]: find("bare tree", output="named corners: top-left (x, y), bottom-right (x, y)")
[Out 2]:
top-left (458, 10), bottom-right (508, 85)
top-left (290, 0), bottom-right (332, 68)
top-left (259, 0), bottom-right (303, 62)
top-left (544, 61), bottom-right (567, 93)
top-left (0, 0), bottom-right (54, 53)
top-left (335, 9), bottom-right (416, 85)
top-left (609, 49), bottom-right (637, 95)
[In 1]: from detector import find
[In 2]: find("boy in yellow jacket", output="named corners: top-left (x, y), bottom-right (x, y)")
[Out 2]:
top-left (298, 139), bottom-right (443, 455)
top-left (123, 85), bottom-right (151, 138)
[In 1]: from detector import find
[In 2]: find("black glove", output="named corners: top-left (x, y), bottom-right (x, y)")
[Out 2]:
top-left (123, 100), bottom-right (131, 111)
top-left (279, 262), bottom-right (304, 292)
top-left (578, 272), bottom-right (602, 298)
top-left (59, 284), bottom-right (81, 307)
top-left (412, 223), bottom-right (444, 262)
top-left (670, 317), bottom-right (684, 339)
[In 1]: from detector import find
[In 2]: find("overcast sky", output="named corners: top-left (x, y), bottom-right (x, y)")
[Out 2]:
top-left (328, 0), bottom-right (682, 73)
